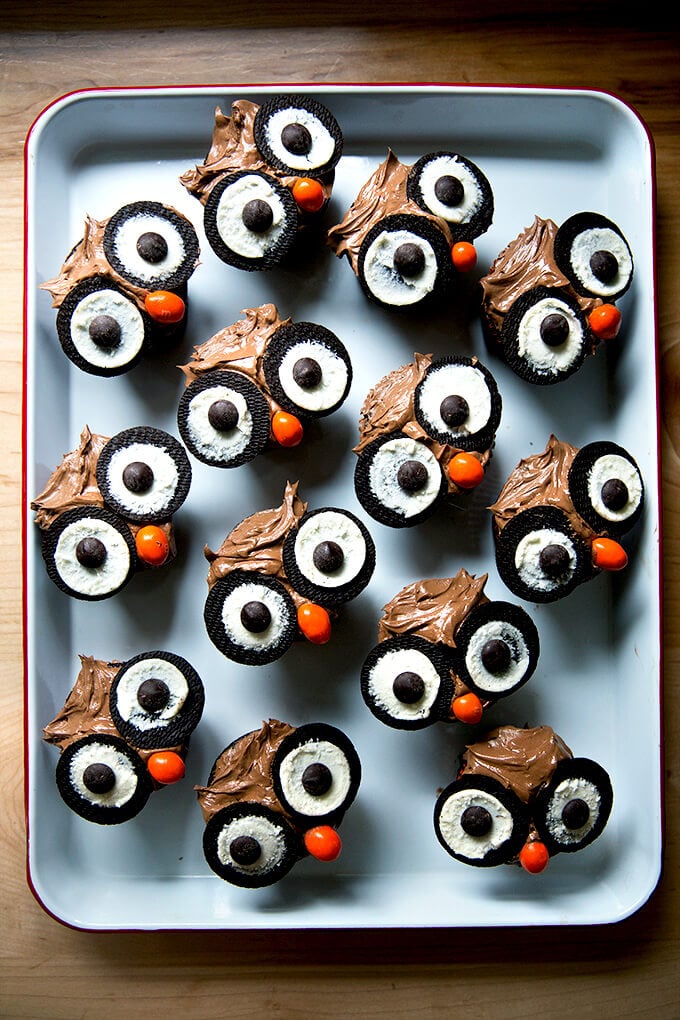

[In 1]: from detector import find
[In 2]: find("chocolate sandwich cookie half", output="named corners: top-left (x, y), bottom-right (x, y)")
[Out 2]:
top-left (177, 370), bottom-right (271, 468)
top-left (96, 426), bottom-right (192, 524)
top-left (354, 431), bottom-right (447, 529)
top-left (554, 212), bottom-right (634, 303)
top-left (55, 733), bottom-right (154, 825)
top-left (262, 322), bottom-right (352, 420)
top-left (454, 601), bottom-right (540, 701)
top-left (533, 757), bottom-right (614, 856)
top-left (204, 570), bottom-right (298, 665)
top-left (360, 635), bottom-right (454, 730)
top-left (567, 441), bottom-right (644, 538)
top-left (253, 95), bottom-right (343, 179)
top-left (414, 354), bottom-right (502, 452)
top-left (271, 723), bottom-right (361, 827)
top-left (357, 213), bottom-right (454, 309)
top-left (41, 506), bottom-right (137, 601)
top-left (281, 507), bottom-right (375, 607)
top-left (500, 285), bottom-right (589, 385)
top-left (103, 201), bottom-right (200, 293)
top-left (434, 773), bottom-right (530, 868)
top-left (406, 150), bottom-right (494, 243)
top-left (203, 802), bottom-right (303, 888)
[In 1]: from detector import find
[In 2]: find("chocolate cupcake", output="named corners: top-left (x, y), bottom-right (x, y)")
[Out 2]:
top-left (354, 353), bottom-right (501, 528)
top-left (328, 149), bottom-right (493, 309)
top-left (177, 304), bottom-right (352, 468)
top-left (44, 652), bottom-right (204, 824)
top-left (180, 95), bottom-right (342, 271)
top-left (360, 569), bottom-right (539, 730)
top-left (479, 213), bottom-right (633, 384)
top-left (490, 434), bottom-right (644, 603)
top-left (434, 724), bottom-right (613, 872)
top-left (197, 719), bottom-right (360, 887)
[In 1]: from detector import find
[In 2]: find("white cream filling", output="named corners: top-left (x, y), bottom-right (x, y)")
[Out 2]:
top-left (438, 787), bottom-right (514, 860)
top-left (70, 289), bottom-right (146, 369)
top-left (215, 175), bottom-right (287, 258)
top-left (417, 362), bottom-right (492, 440)
top-left (278, 739), bottom-right (351, 817)
top-left (277, 341), bottom-right (348, 413)
top-left (69, 742), bottom-right (138, 808)
top-left (264, 106), bottom-right (336, 171)
top-left (516, 296), bottom-right (585, 372)
top-left (54, 517), bottom-right (131, 596)
top-left (293, 511), bottom-right (366, 589)
top-left (111, 212), bottom-right (187, 283)
top-left (464, 620), bottom-right (530, 694)
top-left (105, 442), bottom-right (179, 517)
top-left (514, 527), bottom-right (578, 593)
top-left (216, 814), bottom-right (287, 873)
top-left (363, 229), bottom-right (438, 306)
top-left (417, 154), bottom-right (483, 224)
top-left (114, 658), bottom-right (189, 731)
top-left (221, 581), bottom-right (290, 650)
top-left (587, 453), bottom-right (642, 523)
top-left (545, 776), bottom-right (602, 845)
top-left (367, 646), bottom-right (442, 722)
top-left (368, 437), bottom-right (441, 519)
top-left (186, 384), bottom-right (253, 460)
top-left (570, 226), bottom-right (633, 298)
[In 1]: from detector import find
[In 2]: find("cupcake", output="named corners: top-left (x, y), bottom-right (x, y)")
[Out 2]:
top-left (354, 352), bottom-right (501, 528)
top-left (360, 569), bottom-right (539, 729)
top-left (31, 425), bottom-right (191, 600)
top-left (177, 303), bottom-right (352, 468)
top-left (490, 434), bottom-right (644, 603)
top-left (328, 149), bottom-right (493, 309)
top-left (180, 95), bottom-right (342, 270)
top-left (40, 201), bottom-right (200, 376)
top-left (44, 651), bottom-right (204, 824)
top-left (197, 719), bottom-right (360, 887)
top-left (433, 724), bottom-right (613, 873)
top-left (479, 213), bottom-right (634, 384)
top-left (203, 481), bottom-right (375, 664)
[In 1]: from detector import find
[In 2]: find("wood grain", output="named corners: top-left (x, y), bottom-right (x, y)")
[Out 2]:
top-left (1, 6), bottom-right (678, 1017)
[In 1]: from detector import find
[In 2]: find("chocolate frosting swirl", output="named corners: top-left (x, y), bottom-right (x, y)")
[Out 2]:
top-left (31, 426), bottom-right (108, 529)
top-left (460, 724), bottom-right (572, 805)
top-left (378, 569), bottom-right (489, 647)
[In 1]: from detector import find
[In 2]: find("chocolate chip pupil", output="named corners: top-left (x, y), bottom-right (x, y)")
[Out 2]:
top-left (397, 459), bottom-right (428, 492)
top-left (590, 249), bottom-right (618, 283)
top-left (136, 677), bottom-right (170, 712)
top-left (540, 312), bottom-right (570, 347)
top-left (292, 357), bottom-right (322, 389)
top-left (75, 536), bottom-right (107, 567)
top-left (83, 762), bottom-right (116, 794)
top-left (281, 122), bottom-right (312, 156)
top-left (562, 797), bottom-right (591, 830)
top-left (539, 543), bottom-right (571, 578)
top-left (302, 762), bottom-right (333, 796)
top-left (208, 399), bottom-right (239, 432)
top-left (122, 460), bottom-right (154, 493)
top-left (240, 600), bottom-right (271, 633)
top-left (434, 174), bottom-right (464, 207)
top-left (312, 540), bottom-right (344, 574)
top-left (136, 230), bottom-right (168, 264)
top-left (601, 477), bottom-right (629, 511)
top-left (230, 834), bottom-right (261, 865)
top-left (394, 242), bottom-right (425, 278)
top-left (460, 804), bottom-right (492, 837)
top-left (392, 670), bottom-right (425, 704)
top-left (242, 198), bottom-right (274, 232)
top-left (481, 638), bottom-right (512, 674)
top-left (89, 314), bottom-right (121, 350)
top-left (440, 394), bottom-right (469, 427)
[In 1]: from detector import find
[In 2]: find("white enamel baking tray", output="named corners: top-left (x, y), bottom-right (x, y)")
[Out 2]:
top-left (23, 85), bottom-right (661, 930)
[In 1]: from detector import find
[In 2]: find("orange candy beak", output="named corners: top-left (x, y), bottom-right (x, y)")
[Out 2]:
top-left (144, 290), bottom-right (186, 324)
top-left (147, 751), bottom-right (186, 785)
top-left (451, 241), bottom-right (477, 273)
top-left (304, 825), bottom-right (342, 861)
top-left (591, 536), bottom-right (628, 572)
top-left (297, 603), bottom-right (332, 645)
top-left (519, 840), bottom-right (550, 874)
top-left (588, 303), bottom-right (622, 341)
top-left (451, 693), bottom-right (484, 724)
top-left (271, 410), bottom-right (304, 448)
top-left (448, 452), bottom-right (485, 490)
top-left (135, 525), bottom-right (170, 567)
top-left (292, 177), bottom-right (325, 213)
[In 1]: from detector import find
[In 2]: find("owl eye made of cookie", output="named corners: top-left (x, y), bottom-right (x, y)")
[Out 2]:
top-left (500, 286), bottom-right (589, 386)
top-left (406, 150), bottom-right (494, 243)
top-left (202, 802), bottom-right (302, 888)
top-left (567, 441), bottom-right (644, 538)
top-left (252, 95), bottom-right (343, 178)
top-left (554, 212), bottom-right (634, 303)
top-left (281, 507), bottom-right (375, 607)
top-left (177, 370), bottom-right (271, 469)
top-left (203, 169), bottom-right (299, 271)
top-left (108, 651), bottom-right (205, 751)
top-left (103, 201), bottom-right (200, 293)
top-left (360, 634), bottom-right (454, 730)
top-left (494, 505), bottom-right (592, 604)
top-left (55, 733), bottom-right (154, 825)
top-left (262, 322), bottom-right (353, 420)
top-left (434, 773), bottom-right (530, 868)
top-left (204, 569), bottom-right (298, 665)
top-left (357, 213), bottom-right (455, 309)
top-left (95, 426), bottom-right (192, 524)
top-left (533, 757), bottom-right (614, 856)
top-left (354, 431), bottom-right (447, 529)
top-left (271, 723), bottom-right (361, 826)
top-left (41, 506), bottom-right (137, 601)
top-left (414, 355), bottom-right (502, 451)
top-left (454, 600), bottom-right (540, 700)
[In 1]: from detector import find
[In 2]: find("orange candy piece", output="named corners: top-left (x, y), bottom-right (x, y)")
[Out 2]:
top-left (519, 841), bottom-right (550, 874)
top-left (297, 603), bottom-right (332, 645)
top-left (271, 410), bottom-right (304, 448)
top-left (588, 303), bottom-right (622, 340)
top-left (451, 241), bottom-right (477, 273)
top-left (304, 825), bottom-right (342, 862)
top-left (448, 452), bottom-right (485, 490)
top-left (144, 290), bottom-right (186, 324)
top-left (451, 692), bottom-right (484, 725)
top-left (292, 177), bottom-right (325, 213)
top-left (147, 751), bottom-right (186, 785)
top-left (592, 536), bottom-right (628, 572)
top-left (135, 525), bottom-right (170, 567)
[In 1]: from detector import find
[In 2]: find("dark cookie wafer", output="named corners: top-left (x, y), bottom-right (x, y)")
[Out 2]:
top-left (500, 286), bottom-right (589, 386)
top-left (202, 802), bottom-right (303, 888)
top-left (413, 354), bottom-right (502, 452)
top-left (454, 600), bottom-right (540, 700)
top-left (253, 95), bottom-right (343, 179)
top-left (567, 441), bottom-right (644, 538)
top-left (554, 212), bottom-right (633, 302)
top-left (281, 506), bottom-right (375, 607)
top-left (103, 200), bottom-right (200, 292)
top-left (271, 722), bottom-right (361, 827)
top-left (41, 506), bottom-right (137, 601)
top-left (204, 570), bottom-right (298, 665)
top-left (357, 213), bottom-right (454, 309)
top-left (406, 150), bottom-right (494, 242)
top-left (434, 773), bottom-right (530, 868)
top-left (533, 756), bottom-right (613, 856)
top-left (177, 370), bottom-right (271, 468)
top-left (262, 321), bottom-right (352, 419)
top-left (96, 426), bottom-right (192, 524)
top-left (354, 431), bottom-right (447, 529)
top-left (360, 634), bottom-right (454, 730)
top-left (55, 733), bottom-right (154, 824)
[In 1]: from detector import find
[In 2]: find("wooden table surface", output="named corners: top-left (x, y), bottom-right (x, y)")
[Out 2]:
top-left (1, 5), bottom-right (678, 1017)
